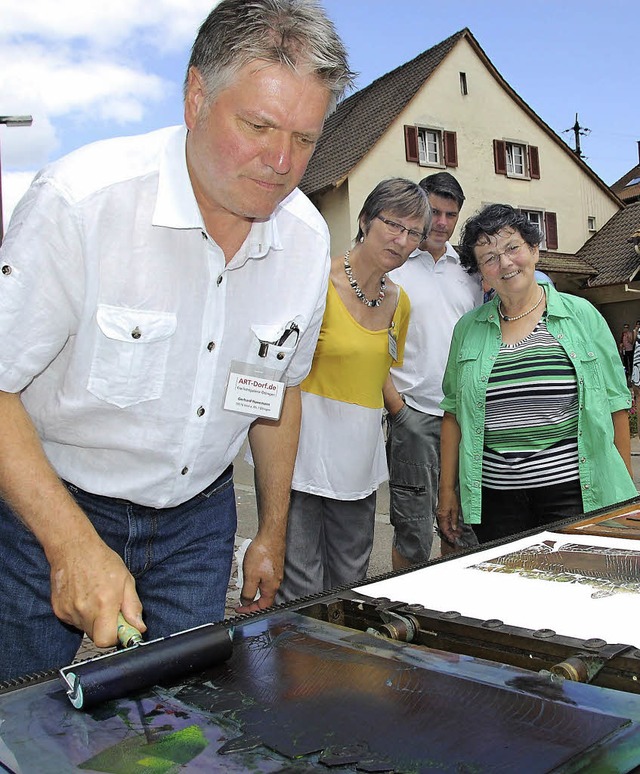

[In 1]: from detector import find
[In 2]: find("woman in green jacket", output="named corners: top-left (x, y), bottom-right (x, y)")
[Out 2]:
top-left (438, 203), bottom-right (636, 545)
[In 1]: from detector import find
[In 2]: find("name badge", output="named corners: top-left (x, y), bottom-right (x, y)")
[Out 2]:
top-left (388, 328), bottom-right (398, 361)
top-left (224, 361), bottom-right (286, 420)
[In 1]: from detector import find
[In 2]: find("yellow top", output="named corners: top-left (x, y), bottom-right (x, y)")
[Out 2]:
top-left (301, 281), bottom-right (410, 409)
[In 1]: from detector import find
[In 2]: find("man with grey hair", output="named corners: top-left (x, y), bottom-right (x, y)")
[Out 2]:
top-left (384, 172), bottom-right (483, 569)
top-left (0, 0), bottom-right (353, 680)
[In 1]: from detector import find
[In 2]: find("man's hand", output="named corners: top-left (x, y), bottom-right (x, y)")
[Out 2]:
top-left (235, 534), bottom-right (284, 613)
top-left (382, 375), bottom-right (405, 417)
top-left (48, 534), bottom-right (146, 647)
top-left (239, 385), bottom-right (301, 614)
top-left (0, 390), bottom-right (146, 646)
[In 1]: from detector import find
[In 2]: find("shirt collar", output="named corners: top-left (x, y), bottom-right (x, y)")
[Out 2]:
top-left (409, 240), bottom-right (460, 264)
top-left (476, 282), bottom-right (570, 324)
top-left (475, 294), bottom-right (500, 323)
top-left (543, 282), bottom-right (570, 318)
top-left (228, 216), bottom-right (282, 269)
top-left (152, 125), bottom-right (283, 259)
top-left (153, 126), bottom-right (202, 229)
top-left (245, 207), bottom-right (284, 259)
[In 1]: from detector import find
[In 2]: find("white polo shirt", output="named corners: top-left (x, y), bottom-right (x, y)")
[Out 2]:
top-left (0, 126), bottom-right (330, 507)
top-left (388, 242), bottom-right (483, 416)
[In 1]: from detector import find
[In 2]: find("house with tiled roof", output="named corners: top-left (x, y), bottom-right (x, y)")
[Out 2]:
top-left (301, 28), bottom-right (623, 295)
top-left (611, 144), bottom-right (640, 205)
top-left (575, 201), bottom-right (640, 329)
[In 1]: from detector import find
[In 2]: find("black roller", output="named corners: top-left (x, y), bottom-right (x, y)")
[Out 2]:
top-left (59, 622), bottom-right (233, 710)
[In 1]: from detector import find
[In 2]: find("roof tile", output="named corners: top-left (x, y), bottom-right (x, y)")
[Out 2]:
top-left (611, 163), bottom-right (640, 203)
top-left (538, 252), bottom-right (597, 276)
top-left (576, 202), bottom-right (640, 286)
top-left (301, 30), bottom-right (466, 195)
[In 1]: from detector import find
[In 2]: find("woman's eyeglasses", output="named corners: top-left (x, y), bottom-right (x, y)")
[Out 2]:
top-left (376, 215), bottom-right (425, 244)
top-left (478, 241), bottom-right (527, 270)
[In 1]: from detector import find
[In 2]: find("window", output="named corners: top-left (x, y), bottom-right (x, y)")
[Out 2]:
top-left (523, 209), bottom-right (542, 235)
top-left (404, 125), bottom-right (458, 168)
top-left (519, 208), bottom-right (558, 251)
top-left (419, 129), bottom-right (440, 165)
top-left (506, 143), bottom-right (526, 176)
top-left (493, 140), bottom-right (540, 179)
top-left (459, 72), bottom-right (468, 96)
top-left (588, 216), bottom-right (596, 231)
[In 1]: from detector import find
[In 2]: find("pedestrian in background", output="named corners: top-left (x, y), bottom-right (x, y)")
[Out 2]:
top-left (620, 323), bottom-right (635, 378)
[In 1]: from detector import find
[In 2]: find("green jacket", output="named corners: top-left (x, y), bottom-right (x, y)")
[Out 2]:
top-left (440, 283), bottom-right (636, 523)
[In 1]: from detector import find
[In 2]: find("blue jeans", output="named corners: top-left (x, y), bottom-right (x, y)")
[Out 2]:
top-left (0, 467), bottom-right (236, 682)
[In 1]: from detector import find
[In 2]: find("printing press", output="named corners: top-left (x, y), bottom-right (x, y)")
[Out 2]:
top-left (2, 501), bottom-right (640, 773)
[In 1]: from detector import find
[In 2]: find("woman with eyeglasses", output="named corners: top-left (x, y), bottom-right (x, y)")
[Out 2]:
top-left (437, 203), bottom-right (635, 545)
top-left (277, 178), bottom-right (431, 602)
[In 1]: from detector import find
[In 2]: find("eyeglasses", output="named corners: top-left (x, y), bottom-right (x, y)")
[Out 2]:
top-left (478, 241), bottom-right (527, 270)
top-left (376, 215), bottom-right (425, 244)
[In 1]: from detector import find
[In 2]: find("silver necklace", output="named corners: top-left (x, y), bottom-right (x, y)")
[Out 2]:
top-left (343, 250), bottom-right (386, 308)
top-left (498, 287), bottom-right (545, 321)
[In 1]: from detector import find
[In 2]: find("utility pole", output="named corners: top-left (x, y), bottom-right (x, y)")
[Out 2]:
top-left (0, 115), bottom-right (33, 244)
top-left (563, 113), bottom-right (590, 160)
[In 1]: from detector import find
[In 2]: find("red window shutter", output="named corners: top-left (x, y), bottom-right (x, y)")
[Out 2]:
top-left (493, 139), bottom-right (507, 175)
top-left (528, 145), bottom-right (540, 179)
top-left (404, 125), bottom-right (419, 163)
top-left (544, 212), bottom-right (558, 250)
top-left (444, 131), bottom-right (458, 167)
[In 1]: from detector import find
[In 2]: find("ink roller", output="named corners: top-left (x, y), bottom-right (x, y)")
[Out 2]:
top-left (59, 615), bottom-right (233, 710)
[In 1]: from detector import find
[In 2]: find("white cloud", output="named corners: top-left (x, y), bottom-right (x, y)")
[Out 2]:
top-left (2, 1), bottom-right (219, 50)
top-left (1, 43), bottom-right (169, 120)
top-left (1, 1), bottom-right (221, 130)
top-left (0, 0), bottom-right (220, 224)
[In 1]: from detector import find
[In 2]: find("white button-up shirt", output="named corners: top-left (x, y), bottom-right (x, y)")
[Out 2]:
top-left (0, 126), bottom-right (329, 507)
top-left (389, 242), bottom-right (483, 416)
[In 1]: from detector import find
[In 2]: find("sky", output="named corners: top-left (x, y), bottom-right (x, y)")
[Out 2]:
top-left (1, 0), bottom-right (639, 228)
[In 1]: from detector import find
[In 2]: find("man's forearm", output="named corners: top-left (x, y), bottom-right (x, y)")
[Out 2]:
top-left (0, 390), bottom-right (96, 553)
top-left (249, 385), bottom-right (302, 537)
top-left (382, 374), bottom-right (404, 416)
top-left (0, 390), bottom-right (143, 643)
top-left (238, 386), bottom-right (302, 610)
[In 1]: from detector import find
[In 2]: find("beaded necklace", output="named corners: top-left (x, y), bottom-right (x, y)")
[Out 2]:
top-left (498, 287), bottom-right (545, 322)
top-left (343, 250), bottom-right (386, 308)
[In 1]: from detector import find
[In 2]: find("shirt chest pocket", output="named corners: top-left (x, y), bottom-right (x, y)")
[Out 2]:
top-left (457, 347), bottom-right (481, 391)
top-left (578, 350), bottom-right (604, 392)
top-left (245, 319), bottom-right (304, 380)
top-left (88, 305), bottom-right (177, 408)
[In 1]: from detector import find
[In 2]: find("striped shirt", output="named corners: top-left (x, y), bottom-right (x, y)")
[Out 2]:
top-left (482, 316), bottom-right (579, 489)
